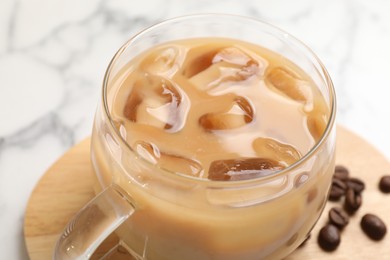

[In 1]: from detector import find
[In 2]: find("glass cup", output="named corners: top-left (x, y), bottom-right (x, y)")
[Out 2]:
top-left (54, 14), bottom-right (336, 260)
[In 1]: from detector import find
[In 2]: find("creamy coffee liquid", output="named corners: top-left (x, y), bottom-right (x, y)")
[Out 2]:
top-left (110, 38), bottom-right (328, 181)
top-left (92, 37), bottom-right (333, 260)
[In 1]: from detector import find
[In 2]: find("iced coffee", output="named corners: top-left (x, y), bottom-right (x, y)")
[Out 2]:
top-left (91, 37), bottom-right (335, 259)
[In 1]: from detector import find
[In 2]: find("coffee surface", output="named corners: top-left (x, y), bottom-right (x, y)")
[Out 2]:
top-left (110, 38), bottom-right (329, 180)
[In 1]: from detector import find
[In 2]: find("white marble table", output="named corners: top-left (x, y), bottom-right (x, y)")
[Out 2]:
top-left (1, 0), bottom-right (390, 259)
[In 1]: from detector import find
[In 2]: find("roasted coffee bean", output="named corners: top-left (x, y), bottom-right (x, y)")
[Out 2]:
top-left (379, 175), bottom-right (390, 193)
top-left (346, 177), bottom-right (365, 193)
top-left (328, 178), bottom-right (347, 201)
top-left (329, 207), bottom-right (349, 229)
top-left (317, 224), bottom-right (340, 251)
top-left (344, 188), bottom-right (362, 213)
top-left (333, 165), bottom-right (349, 182)
top-left (360, 214), bottom-right (387, 241)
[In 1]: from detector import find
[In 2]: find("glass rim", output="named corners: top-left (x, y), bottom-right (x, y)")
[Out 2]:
top-left (101, 13), bottom-right (337, 186)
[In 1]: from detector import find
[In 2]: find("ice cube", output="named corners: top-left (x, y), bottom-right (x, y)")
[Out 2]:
top-left (266, 67), bottom-right (312, 103)
top-left (252, 137), bottom-right (301, 167)
top-left (134, 141), bottom-right (203, 178)
top-left (159, 153), bottom-right (204, 178)
top-left (123, 75), bottom-right (183, 131)
top-left (135, 141), bottom-right (160, 164)
top-left (305, 95), bottom-right (329, 140)
top-left (307, 110), bottom-right (328, 141)
top-left (123, 82), bottom-right (142, 123)
top-left (140, 46), bottom-right (182, 76)
top-left (208, 158), bottom-right (284, 181)
top-left (212, 47), bottom-right (256, 67)
top-left (199, 96), bottom-right (254, 131)
top-left (112, 119), bottom-right (127, 140)
top-left (182, 47), bottom-right (220, 78)
top-left (188, 47), bottom-right (260, 91)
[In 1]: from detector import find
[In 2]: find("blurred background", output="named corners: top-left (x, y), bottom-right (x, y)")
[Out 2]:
top-left (1, 0), bottom-right (390, 258)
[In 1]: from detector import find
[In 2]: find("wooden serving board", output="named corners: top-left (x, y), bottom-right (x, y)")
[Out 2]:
top-left (24, 126), bottom-right (390, 259)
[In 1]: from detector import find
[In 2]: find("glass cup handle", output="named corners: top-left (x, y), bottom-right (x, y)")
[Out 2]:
top-left (53, 184), bottom-right (136, 260)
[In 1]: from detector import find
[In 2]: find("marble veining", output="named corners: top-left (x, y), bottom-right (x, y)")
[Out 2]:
top-left (1, 0), bottom-right (390, 259)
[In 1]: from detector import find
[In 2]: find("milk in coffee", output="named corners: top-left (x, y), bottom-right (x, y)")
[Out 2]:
top-left (91, 37), bottom-right (333, 259)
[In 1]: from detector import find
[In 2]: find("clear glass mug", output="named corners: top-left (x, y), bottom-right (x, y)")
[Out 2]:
top-left (54, 14), bottom-right (336, 260)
